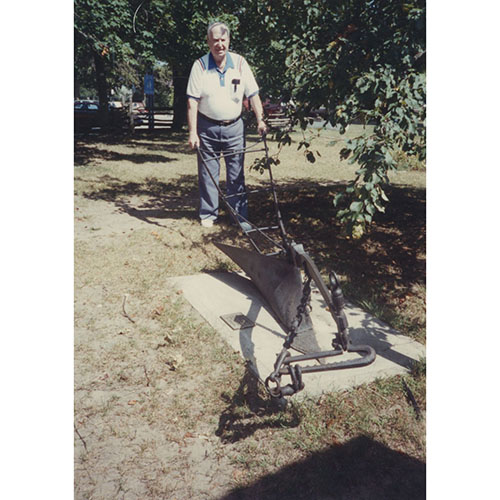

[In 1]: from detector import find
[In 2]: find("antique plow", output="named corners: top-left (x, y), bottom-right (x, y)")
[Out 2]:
top-left (196, 134), bottom-right (375, 401)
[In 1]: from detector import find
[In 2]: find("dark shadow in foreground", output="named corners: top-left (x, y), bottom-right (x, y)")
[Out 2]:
top-left (216, 362), bottom-right (300, 444)
top-left (219, 435), bottom-right (425, 500)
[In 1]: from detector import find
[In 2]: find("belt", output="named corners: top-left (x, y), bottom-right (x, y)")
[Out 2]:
top-left (198, 112), bottom-right (241, 126)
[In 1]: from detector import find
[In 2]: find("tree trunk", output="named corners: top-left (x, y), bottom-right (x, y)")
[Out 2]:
top-left (172, 64), bottom-right (188, 131)
top-left (94, 52), bottom-right (109, 129)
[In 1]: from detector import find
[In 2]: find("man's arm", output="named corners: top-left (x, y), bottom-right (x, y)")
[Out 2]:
top-left (187, 98), bottom-right (200, 149)
top-left (249, 94), bottom-right (267, 136)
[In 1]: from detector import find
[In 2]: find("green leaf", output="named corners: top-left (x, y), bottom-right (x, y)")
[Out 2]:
top-left (333, 192), bottom-right (344, 207)
top-left (349, 201), bottom-right (363, 212)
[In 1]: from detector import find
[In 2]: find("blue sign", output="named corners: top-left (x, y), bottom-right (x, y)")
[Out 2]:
top-left (144, 74), bottom-right (154, 95)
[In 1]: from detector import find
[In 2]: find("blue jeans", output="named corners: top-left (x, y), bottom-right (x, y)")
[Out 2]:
top-left (197, 115), bottom-right (248, 222)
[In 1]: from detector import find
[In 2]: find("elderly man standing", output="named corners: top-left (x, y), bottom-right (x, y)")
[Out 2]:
top-left (186, 21), bottom-right (267, 228)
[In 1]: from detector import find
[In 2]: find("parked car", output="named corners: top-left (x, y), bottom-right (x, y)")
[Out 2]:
top-left (131, 102), bottom-right (146, 113)
top-left (74, 100), bottom-right (100, 131)
top-left (309, 106), bottom-right (328, 120)
top-left (131, 102), bottom-right (147, 125)
top-left (109, 101), bottom-right (123, 109)
top-left (75, 99), bottom-right (139, 131)
top-left (263, 99), bottom-right (285, 118)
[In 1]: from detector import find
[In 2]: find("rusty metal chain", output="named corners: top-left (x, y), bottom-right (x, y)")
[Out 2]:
top-left (284, 268), bottom-right (312, 349)
top-left (265, 268), bottom-right (312, 399)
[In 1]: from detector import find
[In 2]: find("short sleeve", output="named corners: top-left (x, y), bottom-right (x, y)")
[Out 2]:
top-left (186, 60), bottom-right (203, 100)
top-left (241, 57), bottom-right (259, 98)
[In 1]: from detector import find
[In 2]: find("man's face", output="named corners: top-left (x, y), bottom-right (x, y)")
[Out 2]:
top-left (207, 26), bottom-right (229, 64)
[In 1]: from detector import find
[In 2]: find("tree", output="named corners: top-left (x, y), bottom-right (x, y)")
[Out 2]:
top-left (245, 0), bottom-right (426, 236)
top-left (236, 0), bottom-right (315, 100)
top-left (75, 0), bottom-right (142, 125)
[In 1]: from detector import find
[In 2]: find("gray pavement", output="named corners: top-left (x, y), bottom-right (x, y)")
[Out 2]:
top-left (168, 271), bottom-right (425, 397)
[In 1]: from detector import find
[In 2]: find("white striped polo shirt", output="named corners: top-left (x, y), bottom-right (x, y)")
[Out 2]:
top-left (186, 51), bottom-right (260, 121)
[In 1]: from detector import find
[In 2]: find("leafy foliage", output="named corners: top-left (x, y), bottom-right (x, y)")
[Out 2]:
top-left (245, 0), bottom-right (426, 236)
top-left (74, 0), bottom-right (137, 92)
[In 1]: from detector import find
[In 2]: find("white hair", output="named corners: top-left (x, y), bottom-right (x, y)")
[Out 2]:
top-left (207, 21), bottom-right (230, 38)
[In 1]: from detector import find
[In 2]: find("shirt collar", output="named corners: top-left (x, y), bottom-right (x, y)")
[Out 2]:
top-left (208, 52), bottom-right (234, 72)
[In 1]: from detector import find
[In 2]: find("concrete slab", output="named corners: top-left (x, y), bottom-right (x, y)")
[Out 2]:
top-left (168, 272), bottom-right (425, 397)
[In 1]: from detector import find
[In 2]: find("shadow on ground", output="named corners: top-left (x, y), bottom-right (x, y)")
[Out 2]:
top-left (261, 183), bottom-right (426, 290)
top-left (79, 173), bottom-right (200, 225)
top-left (220, 435), bottom-right (425, 500)
top-left (79, 171), bottom-right (425, 301)
top-left (244, 182), bottom-right (425, 341)
top-left (74, 130), bottom-right (192, 166)
top-left (76, 131), bottom-right (425, 339)
top-left (216, 362), bottom-right (300, 444)
top-left (75, 145), bottom-right (178, 165)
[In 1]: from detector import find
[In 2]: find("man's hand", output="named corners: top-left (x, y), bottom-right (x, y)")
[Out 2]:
top-left (188, 132), bottom-right (200, 149)
top-left (249, 94), bottom-right (268, 136)
top-left (257, 119), bottom-right (267, 136)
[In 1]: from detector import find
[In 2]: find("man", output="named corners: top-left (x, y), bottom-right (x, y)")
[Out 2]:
top-left (186, 21), bottom-right (267, 228)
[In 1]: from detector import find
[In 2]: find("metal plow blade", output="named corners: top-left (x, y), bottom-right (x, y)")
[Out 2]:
top-left (214, 242), bottom-right (322, 356)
